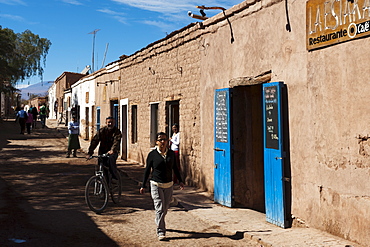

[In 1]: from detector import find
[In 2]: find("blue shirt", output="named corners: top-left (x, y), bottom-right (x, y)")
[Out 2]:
top-left (68, 121), bottom-right (79, 135)
top-left (16, 110), bottom-right (28, 119)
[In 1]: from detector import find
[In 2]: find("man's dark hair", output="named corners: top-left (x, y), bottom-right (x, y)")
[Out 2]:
top-left (106, 116), bottom-right (114, 120)
top-left (157, 132), bottom-right (167, 138)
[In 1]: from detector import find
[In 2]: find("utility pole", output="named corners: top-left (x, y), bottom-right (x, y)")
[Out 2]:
top-left (88, 29), bottom-right (100, 73)
top-left (101, 43), bottom-right (109, 69)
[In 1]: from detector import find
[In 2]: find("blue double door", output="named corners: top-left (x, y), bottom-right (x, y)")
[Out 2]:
top-left (214, 82), bottom-right (288, 228)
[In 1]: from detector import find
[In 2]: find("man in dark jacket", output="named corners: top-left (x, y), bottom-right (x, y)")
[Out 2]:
top-left (31, 105), bottom-right (38, 128)
top-left (86, 116), bottom-right (122, 179)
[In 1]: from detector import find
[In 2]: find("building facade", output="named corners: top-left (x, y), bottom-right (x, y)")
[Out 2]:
top-left (114, 0), bottom-right (369, 245)
top-left (47, 82), bottom-right (57, 119)
top-left (52, 0), bottom-right (370, 244)
top-left (54, 72), bottom-right (85, 124)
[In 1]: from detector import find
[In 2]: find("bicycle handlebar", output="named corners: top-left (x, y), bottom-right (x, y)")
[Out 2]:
top-left (86, 153), bottom-right (110, 160)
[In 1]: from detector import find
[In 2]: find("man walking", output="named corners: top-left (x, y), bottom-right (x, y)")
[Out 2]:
top-left (15, 106), bottom-right (28, 134)
top-left (39, 104), bottom-right (47, 128)
top-left (31, 105), bottom-right (38, 128)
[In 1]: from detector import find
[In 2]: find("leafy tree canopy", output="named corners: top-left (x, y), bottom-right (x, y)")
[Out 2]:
top-left (0, 26), bottom-right (51, 91)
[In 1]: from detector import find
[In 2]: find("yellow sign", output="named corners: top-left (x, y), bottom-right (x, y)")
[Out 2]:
top-left (307, 0), bottom-right (370, 50)
top-left (103, 86), bottom-right (106, 102)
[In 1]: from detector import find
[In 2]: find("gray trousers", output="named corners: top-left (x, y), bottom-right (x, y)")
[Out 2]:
top-left (150, 183), bottom-right (173, 236)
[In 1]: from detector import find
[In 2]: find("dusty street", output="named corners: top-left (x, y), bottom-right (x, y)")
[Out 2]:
top-left (0, 119), bottom-right (258, 247)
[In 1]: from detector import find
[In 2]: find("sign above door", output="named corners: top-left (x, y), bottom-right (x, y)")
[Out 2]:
top-left (307, 0), bottom-right (370, 50)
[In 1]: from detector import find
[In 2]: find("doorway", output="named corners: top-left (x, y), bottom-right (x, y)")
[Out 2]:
top-left (213, 85), bottom-right (265, 210)
top-left (166, 100), bottom-right (179, 136)
top-left (232, 85), bottom-right (265, 212)
top-left (91, 106), bottom-right (95, 137)
top-left (120, 99), bottom-right (128, 160)
top-left (96, 107), bottom-right (101, 132)
top-left (219, 83), bottom-right (291, 227)
top-left (85, 107), bottom-right (89, 140)
top-left (111, 100), bottom-right (119, 127)
top-left (150, 103), bottom-right (159, 147)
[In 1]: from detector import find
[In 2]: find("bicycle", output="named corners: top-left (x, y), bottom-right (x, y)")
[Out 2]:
top-left (85, 153), bottom-right (122, 213)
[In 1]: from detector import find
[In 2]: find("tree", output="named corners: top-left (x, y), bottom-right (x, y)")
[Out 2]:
top-left (0, 27), bottom-right (17, 84)
top-left (0, 26), bottom-right (51, 88)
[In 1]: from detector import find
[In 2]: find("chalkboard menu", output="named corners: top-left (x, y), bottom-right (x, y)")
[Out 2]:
top-left (264, 86), bottom-right (279, 149)
top-left (215, 91), bottom-right (228, 143)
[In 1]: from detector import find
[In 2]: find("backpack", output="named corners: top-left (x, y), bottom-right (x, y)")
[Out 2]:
top-left (20, 110), bottom-right (28, 120)
top-left (32, 107), bottom-right (38, 115)
top-left (40, 106), bottom-right (46, 114)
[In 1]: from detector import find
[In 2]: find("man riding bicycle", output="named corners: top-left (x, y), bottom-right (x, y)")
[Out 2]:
top-left (86, 116), bottom-right (122, 180)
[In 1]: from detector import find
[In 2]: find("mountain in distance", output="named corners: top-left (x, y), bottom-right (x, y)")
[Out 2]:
top-left (17, 81), bottom-right (53, 100)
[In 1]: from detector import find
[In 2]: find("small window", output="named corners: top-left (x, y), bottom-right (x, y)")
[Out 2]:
top-left (96, 107), bottom-right (101, 132)
top-left (150, 103), bottom-right (159, 147)
top-left (131, 105), bottom-right (138, 143)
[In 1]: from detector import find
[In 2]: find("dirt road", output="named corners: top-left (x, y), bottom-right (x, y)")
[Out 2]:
top-left (0, 120), bottom-right (258, 247)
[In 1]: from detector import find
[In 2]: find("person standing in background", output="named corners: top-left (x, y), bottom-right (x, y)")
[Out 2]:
top-left (66, 116), bottom-right (80, 158)
top-left (54, 100), bottom-right (58, 119)
top-left (170, 123), bottom-right (180, 184)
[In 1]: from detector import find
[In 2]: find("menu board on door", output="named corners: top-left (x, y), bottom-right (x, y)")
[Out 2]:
top-left (264, 86), bottom-right (279, 149)
top-left (215, 91), bottom-right (228, 143)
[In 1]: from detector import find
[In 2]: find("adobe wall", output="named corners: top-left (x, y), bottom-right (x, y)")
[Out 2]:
top-left (55, 72), bottom-right (85, 113)
top-left (55, 75), bottom-right (66, 113)
top-left (196, 0), bottom-right (369, 245)
top-left (112, 0), bottom-right (370, 244)
top-left (71, 75), bottom-right (96, 140)
top-left (299, 34), bottom-right (370, 244)
top-left (94, 67), bottom-right (120, 127)
top-left (118, 25), bottom-right (203, 186)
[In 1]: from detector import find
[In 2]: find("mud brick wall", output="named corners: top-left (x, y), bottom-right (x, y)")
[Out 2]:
top-left (118, 25), bottom-right (203, 187)
top-left (68, 0), bottom-right (370, 244)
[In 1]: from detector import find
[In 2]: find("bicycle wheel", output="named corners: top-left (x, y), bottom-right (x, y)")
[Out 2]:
top-left (110, 172), bottom-right (122, 204)
top-left (85, 175), bottom-right (109, 213)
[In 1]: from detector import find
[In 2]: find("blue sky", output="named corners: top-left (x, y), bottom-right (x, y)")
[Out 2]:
top-left (0, 0), bottom-right (242, 88)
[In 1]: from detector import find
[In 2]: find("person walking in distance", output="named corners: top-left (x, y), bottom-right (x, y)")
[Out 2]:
top-left (66, 116), bottom-right (80, 158)
top-left (31, 105), bottom-right (38, 128)
top-left (39, 104), bottom-right (47, 128)
top-left (15, 106), bottom-right (28, 134)
top-left (140, 132), bottom-right (184, 241)
top-left (86, 116), bottom-right (122, 180)
top-left (25, 110), bottom-right (33, 134)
